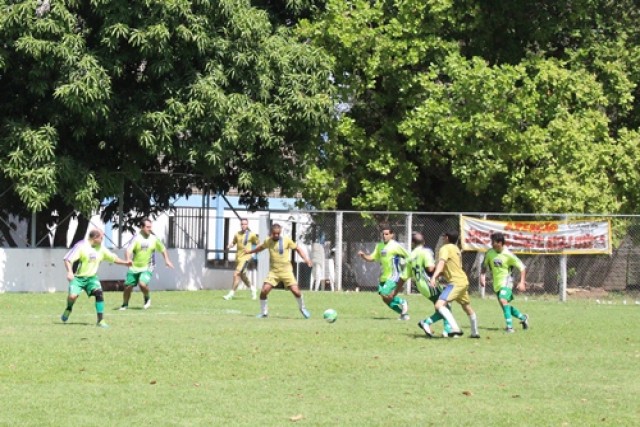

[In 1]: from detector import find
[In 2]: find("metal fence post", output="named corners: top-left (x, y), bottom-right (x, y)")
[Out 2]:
top-left (336, 211), bottom-right (343, 291)
top-left (405, 212), bottom-right (412, 294)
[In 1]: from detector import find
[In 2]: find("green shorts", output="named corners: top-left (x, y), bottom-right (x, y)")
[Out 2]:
top-left (378, 279), bottom-right (399, 296)
top-left (497, 286), bottom-right (514, 302)
top-left (69, 276), bottom-right (102, 296)
top-left (125, 270), bottom-right (153, 287)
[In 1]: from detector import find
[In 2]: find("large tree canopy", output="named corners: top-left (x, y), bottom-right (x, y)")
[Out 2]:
top-left (0, 0), bottom-right (333, 243)
top-left (299, 0), bottom-right (640, 213)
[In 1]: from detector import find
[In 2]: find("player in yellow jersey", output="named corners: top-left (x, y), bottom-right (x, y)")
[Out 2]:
top-left (245, 223), bottom-right (313, 318)
top-left (224, 218), bottom-right (259, 300)
top-left (429, 230), bottom-right (480, 338)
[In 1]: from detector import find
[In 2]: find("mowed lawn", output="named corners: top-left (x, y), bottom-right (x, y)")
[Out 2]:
top-left (0, 290), bottom-right (638, 426)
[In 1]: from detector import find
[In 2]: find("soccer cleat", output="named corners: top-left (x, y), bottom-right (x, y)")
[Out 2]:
top-left (223, 294), bottom-right (233, 301)
top-left (398, 314), bottom-right (410, 321)
top-left (521, 314), bottom-right (529, 330)
top-left (251, 293), bottom-right (257, 300)
top-left (143, 300), bottom-right (151, 310)
top-left (118, 305), bottom-right (128, 311)
top-left (505, 327), bottom-right (515, 333)
top-left (470, 334), bottom-right (481, 339)
top-left (96, 320), bottom-right (109, 328)
top-left (256, 313), bottom-right (269, 318)
top-left (61, 309), bottom-right (71, 323)
top-left (448, 329), bottom-right (464, 337)
top-left (418, 320), bottom-right (433, 338)
top-left (300, 308), bottom-right (311, 319)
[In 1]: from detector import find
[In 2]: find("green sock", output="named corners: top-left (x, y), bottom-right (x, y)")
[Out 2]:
top-left (510, 305), bottom-right (523, 320)
top-left (503, 305), bottom-right (513, 328)
top-left (95, 301), bottom-right (105, 314)
top-left (388, 296), bottom-right (404, 314)
top-left (426, 311), bottom-right (444, 325)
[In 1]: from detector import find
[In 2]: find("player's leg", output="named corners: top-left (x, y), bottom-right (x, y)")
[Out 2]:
top-left (508, 300), bottom-right (529, 329)
top-left (434, 285), bottom-right (462, 335)
top-left (120, 271), bottom-right (138, 310)
top-left (225, 261), bottom-right (245, 300)
top-left (257, 274), bottom-right (276, 317)
top-left (138, 271), bottom-right (153, 309)
top-left (379, 280), bottom-right (408, 319)
top-left (61, 278), bottom-right (81, 322)
top-left (498, 288), bottom-right (514, 332)
top-left (284, 272), bottom-right (310, 318)
top-left (87, 279), bottom-right (108, 327)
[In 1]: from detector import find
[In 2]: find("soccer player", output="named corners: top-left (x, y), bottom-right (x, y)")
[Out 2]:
top-left (61, 229), bottom-right (131, 328)
top-left (403, 232), bottom-right (452, 337)
top-left (119, 218), bottom-right (174, 310)
top-left (480, 232), bottom-right (529, 333)
top-left (358, 225), bottom-right (410, 320)
top-left (224, 218), bottom-right (259, 300)
top-left (245, 223), bottom-right (313, 318)
top-left (428, 230), bottom-right (480, 338)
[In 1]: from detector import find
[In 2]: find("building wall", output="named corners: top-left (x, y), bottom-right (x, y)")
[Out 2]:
top-left (0, 248), bottom-right (233, 293)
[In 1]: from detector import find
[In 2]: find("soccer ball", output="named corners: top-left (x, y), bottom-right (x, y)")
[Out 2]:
top-left (323, 308), bottom-right (338, 323)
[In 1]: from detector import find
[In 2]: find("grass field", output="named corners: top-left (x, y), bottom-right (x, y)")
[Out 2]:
top-left (0, 290), bottom-right (638, 426)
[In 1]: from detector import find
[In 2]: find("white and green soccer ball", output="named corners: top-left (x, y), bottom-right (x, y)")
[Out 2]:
top-left (323, 308), bottom-right (338, 323)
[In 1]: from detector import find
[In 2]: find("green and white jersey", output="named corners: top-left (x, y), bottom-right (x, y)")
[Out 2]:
top-left (371, 239), bottom-right (409, 283)
top-left (64, 240), bottom-right (118, 277)
top-left (407, 246), bottom-right (436, 285)
top-left (483, 247), bottom-right (525, 292)
top-left (127, 233), bottom-right (166, 273)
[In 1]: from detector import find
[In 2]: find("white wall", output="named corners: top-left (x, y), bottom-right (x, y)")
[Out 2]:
top-left (0, 248), bottom-right (233, 293)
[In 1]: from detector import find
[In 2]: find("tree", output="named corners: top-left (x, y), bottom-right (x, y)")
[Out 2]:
top-left (299, 0), bottom-right (640, 214)
top-left (0, 0), bottom-right (334, 245)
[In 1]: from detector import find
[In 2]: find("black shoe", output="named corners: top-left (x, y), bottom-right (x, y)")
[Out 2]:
top-left (521, 314), bottom-right (529, 330)
top-left (469, 334), bottom-right (481, 339)
top-left (417, 321), bottom-right (433, 338)
top-left (448, 330), bottom-right (464, 337)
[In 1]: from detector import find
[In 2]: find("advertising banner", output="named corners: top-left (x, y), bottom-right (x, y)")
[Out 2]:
top-left (460, 216), bottom-right (612, 255)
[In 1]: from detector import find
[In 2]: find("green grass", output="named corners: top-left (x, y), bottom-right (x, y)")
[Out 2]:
top-left (0, 290), bottom-right (639, 426)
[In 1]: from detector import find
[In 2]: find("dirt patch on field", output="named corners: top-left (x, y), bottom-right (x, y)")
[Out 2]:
top-left (566, 288), bottom-right (610, 299)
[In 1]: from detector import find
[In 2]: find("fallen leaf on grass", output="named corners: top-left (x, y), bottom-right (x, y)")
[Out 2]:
top-left (462, 390), bottom-right (473, 396)
top-left (289, 414), bottom-right (304, 422)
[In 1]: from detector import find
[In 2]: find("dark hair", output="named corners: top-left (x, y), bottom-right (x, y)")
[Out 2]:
top-left (380, 224), bottom-right (394, 234)
top-left (411, 232), bottom-right (425, 245)
top-left (141, 218), bottom-right (152, 227)
top-left (270, 223), bottom-right (282, 233)
top-left (443, 230), bottom-right (459, 244)
top-left (88, 229), bottom-right (102, 239)
top-left (491, 232), bottom-right (505, 244)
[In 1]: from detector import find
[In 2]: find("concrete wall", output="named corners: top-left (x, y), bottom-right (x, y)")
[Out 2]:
top-left (0, 248), bottom-right (234, 293)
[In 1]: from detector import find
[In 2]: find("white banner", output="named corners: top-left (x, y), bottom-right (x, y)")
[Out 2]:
top-left (460, 216), bottom-right (612, 255)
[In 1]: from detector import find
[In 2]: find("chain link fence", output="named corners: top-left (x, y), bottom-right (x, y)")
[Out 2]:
top-left (3, 202), bottom-right (640, 299)
top-left (295, 212), bottom-right (640, 300)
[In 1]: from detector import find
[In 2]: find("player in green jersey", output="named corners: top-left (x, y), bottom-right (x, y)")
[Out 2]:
top-left (480, 232), bottom-right (529, 333)
top-left (119, 218), bottom-right (174, 310)
top-left (224, 218), bottom-right (259, 300)
top-left (402, 232), bottom-right (452, 337)
top-left (358, 225), bottom-right (410, 320)
top-left (429, 230), bottom-right (480, 338)
top-left (245, 223), bottom-right (313, 318)
top-left (61, 229), bottom-right (131, 327)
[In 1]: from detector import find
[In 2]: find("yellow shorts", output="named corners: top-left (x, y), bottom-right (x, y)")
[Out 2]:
top-left (441, 283), bottom-right (471, 305)
top-left (264, 270), bottom-right (298, 287)
top-left (235, 257), bottom-right (252, 274)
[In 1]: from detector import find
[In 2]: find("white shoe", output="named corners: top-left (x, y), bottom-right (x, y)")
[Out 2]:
top-left (251, 293), bottom-right (257, 300)
top-left (223, 294), bottom-right (233, 300)
top-left (118, 305), bottom-right (128, 311)
top-left (143, 300), bottom-right (151, 309)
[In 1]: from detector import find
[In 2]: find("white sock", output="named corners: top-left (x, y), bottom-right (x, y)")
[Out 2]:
top-left (468, 313), bottom-right (478, 335)
top-left (438, 306), bottom-right (460, 331)
top-left (227, 290), bottom-right (235, 297)
top-left (260, 299), bottom-right (268, 314)
top-left (295, 296), bottom-right (305, 310)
